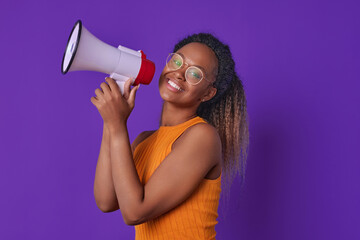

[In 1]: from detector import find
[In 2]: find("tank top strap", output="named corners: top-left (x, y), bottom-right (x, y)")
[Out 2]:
top-left (157, 116), bottom-right (208, 148)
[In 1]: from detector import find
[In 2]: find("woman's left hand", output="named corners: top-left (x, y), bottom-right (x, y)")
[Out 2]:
top-left (91, 77), bottom-right (140, 130)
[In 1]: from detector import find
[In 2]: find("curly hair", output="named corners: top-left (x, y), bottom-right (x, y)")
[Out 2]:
top-left (173, 33), bottom-right (250, 213)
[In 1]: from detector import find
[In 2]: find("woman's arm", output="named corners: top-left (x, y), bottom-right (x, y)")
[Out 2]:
top-left (109, 122), bottom-right (221, 225)
top-left (93, 122), bottom-right (119, 212)
top-left (93, 122), bottom-right (153, 213)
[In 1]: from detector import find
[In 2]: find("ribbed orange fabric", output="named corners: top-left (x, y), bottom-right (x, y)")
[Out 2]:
top-left (133, 116), bottom-right (222, 240)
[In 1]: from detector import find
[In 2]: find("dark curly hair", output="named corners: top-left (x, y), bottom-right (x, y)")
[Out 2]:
top-left (173, 33), bottom-right (250, 213)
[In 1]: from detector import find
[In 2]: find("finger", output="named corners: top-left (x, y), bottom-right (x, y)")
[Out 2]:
top-left (128, 84), bottom-right (140, 108)
top-left (105, 77), bottom-right (120, 93)
top-left (100, 81), bottom-right (111, 95)
top-left (123, 78), bottom-right (132, 99)
top-left (94, 89), bottom-right (106, 103)
top-left (95, 88), bottom-right (104, 97)
top-left (90, 96), bottom-right (99, 107)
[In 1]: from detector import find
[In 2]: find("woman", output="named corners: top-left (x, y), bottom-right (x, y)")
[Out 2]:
top-left (92, 33), bottom-right (249, 239)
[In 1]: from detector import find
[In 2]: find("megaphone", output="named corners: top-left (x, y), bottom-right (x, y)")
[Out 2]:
top-left (61, 20), bottom-right (155, 94)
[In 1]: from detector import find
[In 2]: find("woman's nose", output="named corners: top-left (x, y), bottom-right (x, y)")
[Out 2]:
top-left (174, 66), bottom-right (187, 82)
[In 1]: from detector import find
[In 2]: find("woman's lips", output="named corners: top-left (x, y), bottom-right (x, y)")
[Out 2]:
top-left (166, 78), bottom-right (184, 92)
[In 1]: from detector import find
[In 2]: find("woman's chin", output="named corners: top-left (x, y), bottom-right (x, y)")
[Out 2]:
top-left (159, 84), bottom-right (175, 101)
top-left (159, 91), bottom-right (175, 103)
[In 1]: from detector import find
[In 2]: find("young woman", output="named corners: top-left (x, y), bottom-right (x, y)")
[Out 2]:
top-left (92, 33), bottom-right (249, 239)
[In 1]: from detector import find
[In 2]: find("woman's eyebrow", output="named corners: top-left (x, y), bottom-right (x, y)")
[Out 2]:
top-left (177, 52), bottom-right (208, 74)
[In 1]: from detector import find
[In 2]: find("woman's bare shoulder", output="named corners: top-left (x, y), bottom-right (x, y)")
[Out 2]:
top-left (173, 122), bottom-right (221, 150)
top-left (131, 130), bottom-right (156, 153)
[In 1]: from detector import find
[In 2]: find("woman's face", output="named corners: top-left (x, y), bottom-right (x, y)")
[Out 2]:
top-left (158, 42), bottom-right (218, 107)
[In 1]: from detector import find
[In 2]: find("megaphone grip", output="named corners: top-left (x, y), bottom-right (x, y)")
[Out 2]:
top-left (109, 73), bottom-right (135, 95)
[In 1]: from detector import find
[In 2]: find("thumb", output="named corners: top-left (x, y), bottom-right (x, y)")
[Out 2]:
top-left (128, 84), bottom-right (140, 108)
top-left (123, 78), bottom-right (133, 99)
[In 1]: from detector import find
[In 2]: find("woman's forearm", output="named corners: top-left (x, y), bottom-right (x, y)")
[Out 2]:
top-left (93, 123), bottom-right (119, 212)
top-left (109, 123), bottom-right (144, 223)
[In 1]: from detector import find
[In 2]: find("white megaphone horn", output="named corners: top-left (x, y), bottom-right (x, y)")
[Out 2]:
top-left (61, 20), bottom-right (155, 94)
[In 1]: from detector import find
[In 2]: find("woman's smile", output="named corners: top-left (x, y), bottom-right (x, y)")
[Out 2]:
top-left (166, 78), bottom-right (184, 92)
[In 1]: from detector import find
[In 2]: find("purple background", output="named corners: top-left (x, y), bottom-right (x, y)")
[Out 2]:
top-left (0, 0), bottom-right (359, 239)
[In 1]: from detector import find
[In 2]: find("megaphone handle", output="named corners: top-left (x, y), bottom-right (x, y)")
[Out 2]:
top-left (115, 81), bottom-right (125, 95)
top-left (109, 73), bottom-right (132, 95)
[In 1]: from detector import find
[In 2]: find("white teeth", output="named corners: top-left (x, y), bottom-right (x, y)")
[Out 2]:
top-left (168, 80), bottom-right (183, 91)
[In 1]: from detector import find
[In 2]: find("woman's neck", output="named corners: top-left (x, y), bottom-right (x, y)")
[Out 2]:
top-left (160, 102), bottom-right (198, 127)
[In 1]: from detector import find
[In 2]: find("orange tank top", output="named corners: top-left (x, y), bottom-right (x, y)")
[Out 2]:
top-left (133, 116), bottom-right (222, 240)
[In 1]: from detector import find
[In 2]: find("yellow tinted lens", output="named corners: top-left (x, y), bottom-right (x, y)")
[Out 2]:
top-left (166, 53), bottom-right (183, 69)
top-left (186, 67), bottom-right (203, 84)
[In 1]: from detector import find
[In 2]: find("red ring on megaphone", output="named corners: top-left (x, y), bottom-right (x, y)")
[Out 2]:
top-left (134, 58), bottom-right (155, 86)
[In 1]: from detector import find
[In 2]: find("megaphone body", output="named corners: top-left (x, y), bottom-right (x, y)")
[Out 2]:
top-left (61, 20), bottom-right (155, 94)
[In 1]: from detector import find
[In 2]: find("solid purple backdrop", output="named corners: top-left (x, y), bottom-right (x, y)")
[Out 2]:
top-left (0, 0), bottom-right (359, 239)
